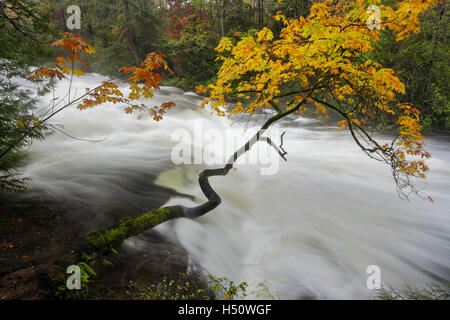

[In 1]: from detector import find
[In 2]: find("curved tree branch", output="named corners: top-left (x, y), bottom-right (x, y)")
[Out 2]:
top-left (79, 84), bottom-right (319, 256)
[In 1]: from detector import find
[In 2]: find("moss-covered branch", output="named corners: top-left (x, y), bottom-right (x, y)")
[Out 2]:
top-left (77, 89), bottom-right (317, 257)
top-left (79, 206), bottom-right (184, 256)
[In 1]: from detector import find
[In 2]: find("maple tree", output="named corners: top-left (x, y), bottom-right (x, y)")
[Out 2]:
top-left (197, 0), bottom-right (441, 201)
top-left (160, 0), bottom-right (195, 39)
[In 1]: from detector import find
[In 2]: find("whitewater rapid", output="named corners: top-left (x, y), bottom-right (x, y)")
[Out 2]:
top-left (19, 74), bottom-right (450, 299)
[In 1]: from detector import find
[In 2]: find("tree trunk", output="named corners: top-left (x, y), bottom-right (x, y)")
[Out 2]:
top-left (79, 206), bottom-right (184, 256)
top-left (123, 0), bottom-right (141, 65)
top-left (220, 0), bottom-right (225, 37)
top-left (421, 4), bottom-right (445, 113)
top-left (74, 87), bottom-right (318, 258)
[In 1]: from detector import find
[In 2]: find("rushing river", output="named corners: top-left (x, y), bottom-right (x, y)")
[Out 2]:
top-left (19, 74), bottom-right (450, 299)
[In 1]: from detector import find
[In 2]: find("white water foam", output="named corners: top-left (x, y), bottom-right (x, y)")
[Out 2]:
top-left (18, 74), bottom-right (450, 299)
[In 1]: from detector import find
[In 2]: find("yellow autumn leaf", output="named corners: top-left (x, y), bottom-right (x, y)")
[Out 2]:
top-left (73, 68), bottom-right (86, 77)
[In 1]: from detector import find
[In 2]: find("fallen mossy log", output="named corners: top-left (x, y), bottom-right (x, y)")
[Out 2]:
top-left (79, 205), bottom-right (184, 256)
top-left (1, 94), bottom-right (307, 277)
top-left (77, 103), bottom-right (296, 258)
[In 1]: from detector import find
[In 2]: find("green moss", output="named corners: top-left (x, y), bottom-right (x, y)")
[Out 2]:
top-left (44, 271), bottom-right (90, 300)
top-left (375, 283), bottom-right (450, 300)
top-left (129, 272), bottom-right (215, 300)
top-left (83, 206), bottom-right (183, 255)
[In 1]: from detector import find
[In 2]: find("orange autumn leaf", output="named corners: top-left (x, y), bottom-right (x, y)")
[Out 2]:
top-left (73, 68), bottom-right (86, 77)
top-left (27, 67), bottom-right (66, 80)
top-left (52, 33), bottom-right (95, 54)
top-left (27, 33), bottom-right (176, 126)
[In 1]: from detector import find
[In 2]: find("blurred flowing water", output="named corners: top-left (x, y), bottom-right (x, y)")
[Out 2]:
top-left (18, 74), bottom-right (450, 299)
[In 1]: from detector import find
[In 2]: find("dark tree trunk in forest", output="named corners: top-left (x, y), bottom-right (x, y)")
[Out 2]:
top-left (220, 0), bottom-right (225, 37)
top-left (258, 0), bottom-right (264, 28)
top-left (123, 0), bottom-right (141, 65)
top-left (421, 4), bottom-right (445, 113)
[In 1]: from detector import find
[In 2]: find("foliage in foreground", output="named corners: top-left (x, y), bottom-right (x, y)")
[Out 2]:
top-left (376, 283), bottom-right (450, 300)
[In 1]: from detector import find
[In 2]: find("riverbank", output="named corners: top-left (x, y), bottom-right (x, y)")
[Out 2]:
top-left (0, 192), bottom-right (212, 300)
